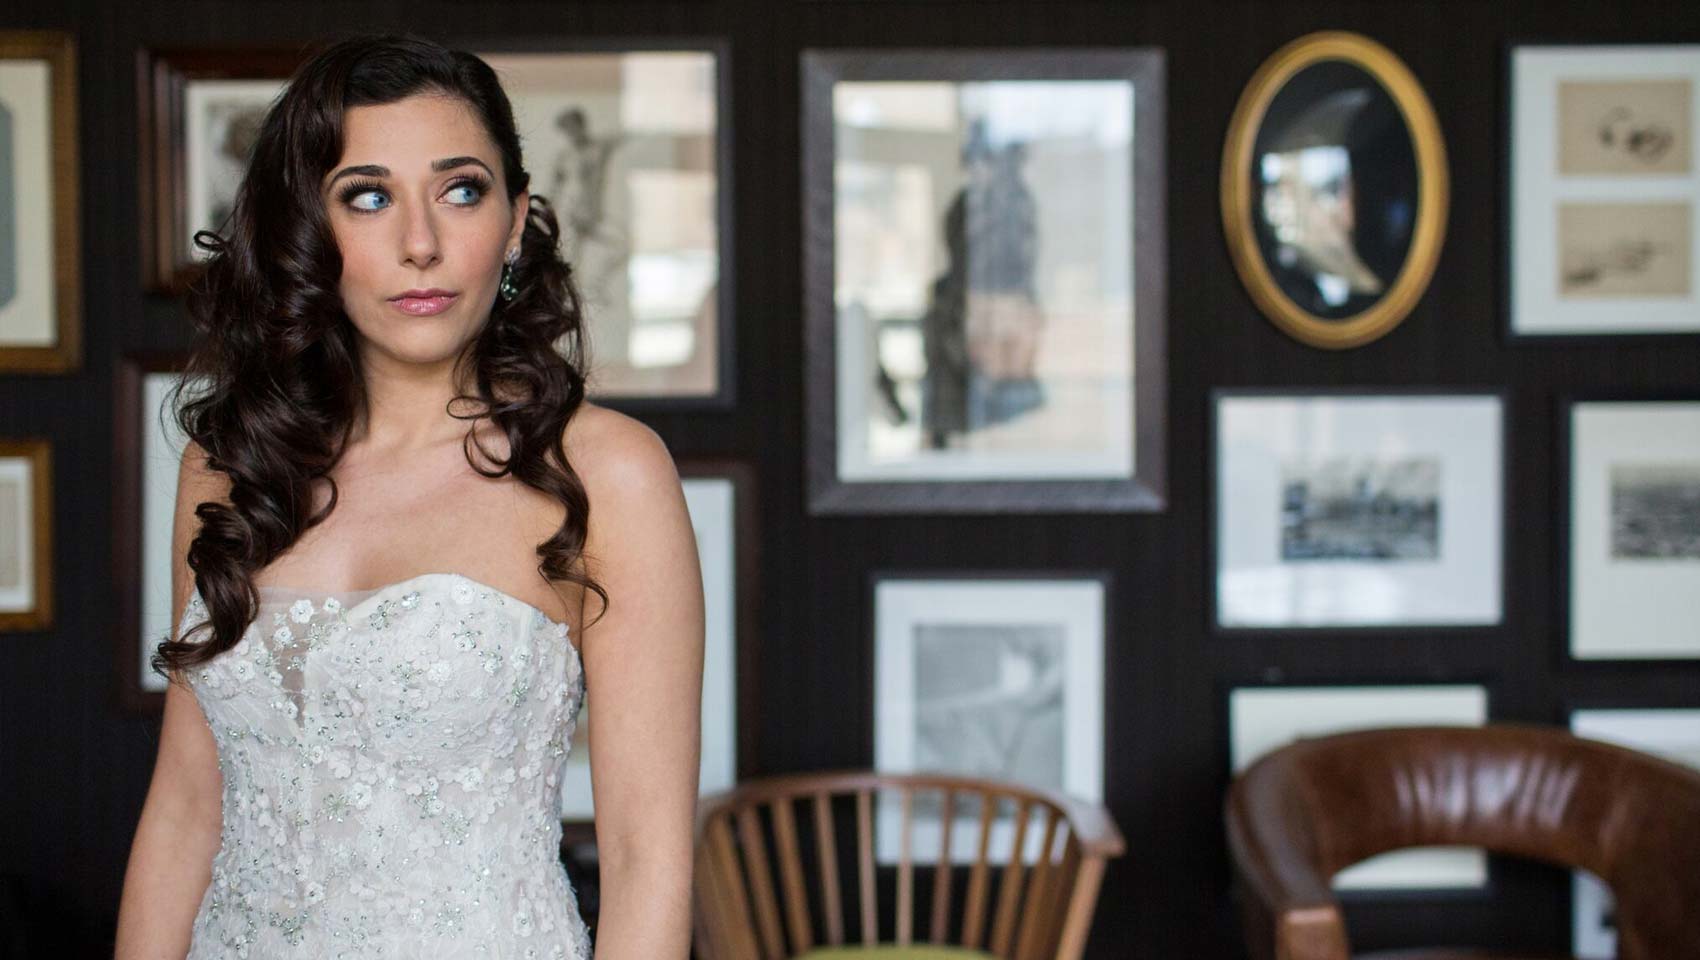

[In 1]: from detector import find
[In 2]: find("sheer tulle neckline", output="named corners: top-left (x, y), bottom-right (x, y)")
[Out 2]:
top-left (248, 571), bottom-right (571, 632)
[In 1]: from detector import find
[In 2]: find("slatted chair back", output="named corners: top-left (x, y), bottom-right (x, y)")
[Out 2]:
top-left (692, 770), bottom-right (1125, 960)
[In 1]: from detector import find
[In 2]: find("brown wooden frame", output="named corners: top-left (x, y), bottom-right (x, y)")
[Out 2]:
top-left (0, 30), bottom-right (81, 374)
top-left (693, 770), bottom-right (1124, 960)
top-left (0, 438), bottom-right (53, 631)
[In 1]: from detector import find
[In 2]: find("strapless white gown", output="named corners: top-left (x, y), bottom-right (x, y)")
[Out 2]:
top-left (177, 572), bottom-right (592, 959)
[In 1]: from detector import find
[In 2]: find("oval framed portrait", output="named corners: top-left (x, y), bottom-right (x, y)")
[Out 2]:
top-left (1221, 31), bottom-right (1448, 349)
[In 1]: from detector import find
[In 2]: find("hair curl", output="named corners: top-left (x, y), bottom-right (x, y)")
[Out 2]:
top-left (152, 32), bottom-right (608, 684)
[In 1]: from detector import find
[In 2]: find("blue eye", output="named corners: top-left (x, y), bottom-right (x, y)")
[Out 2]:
top-left (351, 190), bottom-right (389, 211)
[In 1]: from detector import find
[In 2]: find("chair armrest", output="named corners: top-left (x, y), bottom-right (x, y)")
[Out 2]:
top-left (1224, 773), bottom-right (1349, 960)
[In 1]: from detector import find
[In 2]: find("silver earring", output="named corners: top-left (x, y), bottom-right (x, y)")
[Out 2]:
top-left (498, 248), bottom-right (519, 301)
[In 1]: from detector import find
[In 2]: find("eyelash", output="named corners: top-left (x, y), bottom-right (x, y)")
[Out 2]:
top-left (336, 174), bottom-right (492, 213)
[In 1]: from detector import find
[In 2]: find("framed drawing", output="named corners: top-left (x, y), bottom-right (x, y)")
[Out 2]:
top-left (479, 40), bottom-right (733, 408)
top-left (559, 457), bottom-right (757, 822)
top-left (112, 351), bottom-right (202, 711)
top-left (1213, 390), bottom-right (1505, 630)
top-left (1564, 397), bottom-right (1700, 660)
top-left (0, 437), bottom-right (52, 631)
top-left (1229, 683), bottom-right (1490, 891)
top-left (1221, 31), bottom-right (1448, 349)
top-left (803, 48), bottom-right (1167, 514)
top-left (137, 47), bottom-right (301, 294)
top-left (1507, 44), bottom-right (1700, 338)
top-left (0, 30), bottom-right (80, 373)
top-left (1568, 707), bottom-right (1700, 959)
top-left (871, 573), bottom-right (1107, 863)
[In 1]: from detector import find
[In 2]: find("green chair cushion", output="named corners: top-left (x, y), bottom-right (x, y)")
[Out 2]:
top-left (796, 947), bottom-right (996, 960)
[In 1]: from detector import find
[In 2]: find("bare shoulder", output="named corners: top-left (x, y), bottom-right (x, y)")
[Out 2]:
top-left (563, 400), bottom-right (681, 501)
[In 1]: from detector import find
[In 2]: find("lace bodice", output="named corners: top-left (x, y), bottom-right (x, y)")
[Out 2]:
top-left (177, 572), bottom-right (591, 960)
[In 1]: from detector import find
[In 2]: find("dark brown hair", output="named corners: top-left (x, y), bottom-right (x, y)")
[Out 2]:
top-left (153, 32), bottom-right (607, 682)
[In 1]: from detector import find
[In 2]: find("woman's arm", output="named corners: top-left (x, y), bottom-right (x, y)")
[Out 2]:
top-left (114, 442), bottom-right (227, 959)
top-left (572, 410), bottom-right (705, 959)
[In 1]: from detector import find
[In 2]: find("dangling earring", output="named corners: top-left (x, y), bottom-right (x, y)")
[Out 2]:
top-left (498, 247), bottom-right (520, 302)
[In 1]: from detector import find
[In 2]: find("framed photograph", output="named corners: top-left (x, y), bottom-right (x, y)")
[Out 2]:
top-left (480, 40), bottom-right (733, 408)
top-left (1565, 398), bottom-right (1700, 660)
top-left (1213, 390), bottom-right (1505, 629)
top-left (0, 437), bottom-right (52, 630)
top-left (138, 47), bottom-right (301, 294)
top-left (803, 48), bottom-right (1167, 514)
top-left (1229, 683), bottom-right (1491, 891)
top-left (0, 30), bottom-right (80, 373)
top-left (559, 457), bottom-right (757, 822)
top-left (1567, 708), bottom-right (1700, 959)
top-left (871, 573), bottom-right (1107, 863)
top-left (1507, 44), bottom-right (1700, 338)
top-left (112, 352), bottom-right (203, 710)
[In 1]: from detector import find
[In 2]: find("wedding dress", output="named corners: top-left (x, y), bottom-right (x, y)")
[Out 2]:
top-left (176, 572), bottom-right (592, 959)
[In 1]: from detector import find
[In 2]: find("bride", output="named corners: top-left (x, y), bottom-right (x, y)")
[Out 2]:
top-left (113, 32), bottom-right (704, 959)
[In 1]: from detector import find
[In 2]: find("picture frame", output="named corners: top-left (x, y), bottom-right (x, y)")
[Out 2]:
top-left (1221, 31), bottom-right (1448, 350)
top-left (1562, 396), bottom-right (1700, 661)
top-left (478, 38), bottom-right (735, 410)
top-left (1213, 389), bottom-right (1506, 630)
top-left (802, 48), bottom-right (1167, 514)
top-left (558, 457), bottom-right (758, 823)
top-left (0, 30), bottom-right (81, 374)
top-left (870, 572), bottom-right (1107, 863)
top-left (0, 437), bottom-right (53, 631)
top-left (1228, 682), bottom-right (1491, 892)
top-left (1506, 43), bottom-right (1700, 339)
top-left (1567, 707), bottom-right (1700, 959)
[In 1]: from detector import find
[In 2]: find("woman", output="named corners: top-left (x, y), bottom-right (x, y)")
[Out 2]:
top-left (113, 33), bottom-right (704, 959)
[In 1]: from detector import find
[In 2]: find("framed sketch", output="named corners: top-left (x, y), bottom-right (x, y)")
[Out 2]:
top-left (1229, 683), bottom-right (1491, 891)
top-left (559, 457), bottom-right (757, 822)
top-left (1507, 44), bottom-right (1700, 338)
top-left (112, 352), bottom-right (203, 711)
top-left (1214, 390), bottom-right (1505, 629)
top-left (872, 573), bottom-right (1107, 863)
top-left (138, 47), bottom-right (301, 293)
top-left (1565, 398), bottom-right (1700, 660)
top-left (479, 41), bottom-right (733, 408)
top-left (0, 437), bottom-right (52, 631)
top-left (0, 30), bottom-right (80, 373)
top-left (1568, 708), bottom-right (1700, 959)
top-left (803, 48), bottom-right (1167, 514)
top-left (1221, 31), bottom-right (1448, 349)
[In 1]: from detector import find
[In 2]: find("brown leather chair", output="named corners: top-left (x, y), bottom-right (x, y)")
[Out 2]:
top-left (1224, 724), bottom-right (1700, 960)
top-left (692, 770), bottom-right (1124, 960)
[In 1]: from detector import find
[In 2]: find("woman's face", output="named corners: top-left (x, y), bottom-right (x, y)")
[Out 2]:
top-left (320, 92), bottom-right (527, 369)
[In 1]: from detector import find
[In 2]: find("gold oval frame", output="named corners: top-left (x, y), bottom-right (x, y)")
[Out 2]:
top-left (1220, 31), bottom-right (1449, 350)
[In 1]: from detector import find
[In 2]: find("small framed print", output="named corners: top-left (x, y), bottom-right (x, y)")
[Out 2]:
top-left (559, 458), bottom-right (756, 822)
top-left (803, 48), bottom-right (1167, 514)
top-left (1564, 398), bottom-right (1700, 661)
top-left (1567, 708), bottom-right (1700, 959)
top-left (871, 573), bottom-right (1107, 863)
top-left (479, 40), bottom-right (733, 408)
top-left (0, 438), bottom-right (52, 631)
top-left (1229, 683), bottom-right (1491, 892)
top-left (0, 30), bottom-right (81, 373)
top-left (1213, 390), bottom-right (1505, 630)
top-left (138, 47), bottom-right (302, 294)
top-left (1507, 43), bottom-right (1700, 338)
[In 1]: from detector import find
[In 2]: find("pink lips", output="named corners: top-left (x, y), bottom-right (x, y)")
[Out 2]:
top-left (389, 289), bottom-right (458, 316)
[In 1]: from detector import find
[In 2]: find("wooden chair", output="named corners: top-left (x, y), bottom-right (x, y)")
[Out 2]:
top-left (692, 770), bottom-right (1125, 960)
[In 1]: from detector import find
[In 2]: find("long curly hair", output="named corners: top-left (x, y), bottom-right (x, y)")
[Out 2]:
top-left (152, 32), bottom-right (608, 683)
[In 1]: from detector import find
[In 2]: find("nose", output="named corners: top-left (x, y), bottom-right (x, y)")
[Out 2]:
top-left (398, 194), bottom-right (441, 270)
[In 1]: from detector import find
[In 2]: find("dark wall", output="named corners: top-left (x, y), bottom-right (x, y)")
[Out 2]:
top-left (2, 1), bottom-right (1698, 957)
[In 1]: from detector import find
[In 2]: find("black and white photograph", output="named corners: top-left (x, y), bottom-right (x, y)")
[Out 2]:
top-left (0, 438), bottom-right (51, 630)
top-left (184, 79), bottom-right (284, 266)
top-left (1509, 44), bottom-right (1700, 336)
top-left (1230, 684), bottom-right (1490, 891)
top-left (1568, 400), bottom-right (1700, 659)
top-left (874, 575), bottom-right (1105, 863)
top-left (1215, 392), bottom-right (1502, 628)
top-left (804, 48), bottom-right (1167, 514)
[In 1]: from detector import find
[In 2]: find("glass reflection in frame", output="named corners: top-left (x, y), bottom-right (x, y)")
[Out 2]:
top-left (834, 80), bottom-right (1134, 480)
top-left (480, 50), bottom-right (720, 399)
top-left (1253, 64), bottom-right (1416, 320)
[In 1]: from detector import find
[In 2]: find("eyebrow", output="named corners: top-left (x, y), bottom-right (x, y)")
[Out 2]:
top-left (324, 155), bottom-right (495, 189)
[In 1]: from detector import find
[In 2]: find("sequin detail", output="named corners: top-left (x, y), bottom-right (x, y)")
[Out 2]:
top-left (178, 573), bottom-right (589, 959)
